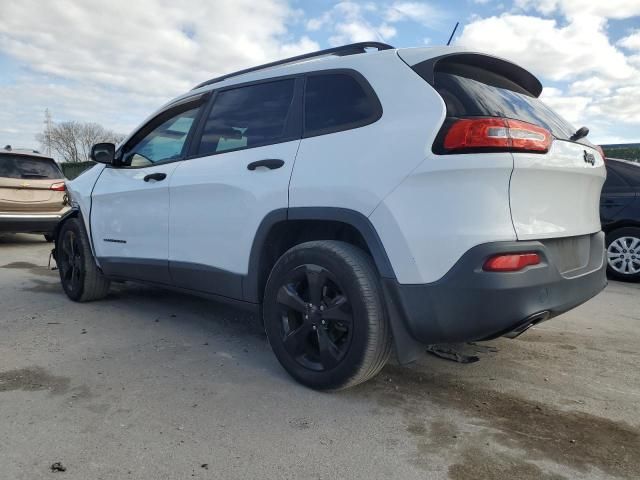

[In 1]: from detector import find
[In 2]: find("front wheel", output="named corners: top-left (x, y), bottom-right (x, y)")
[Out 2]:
top-left (56, 218), bottom-right (111, 301)
top-left (606, 227), bottom-right (640, 282)
top-left (263, 241), bottom-right (391, 391)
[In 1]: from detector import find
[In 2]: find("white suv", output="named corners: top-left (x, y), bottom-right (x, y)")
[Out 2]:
top-left (54, 42), bottom-right (607, 390)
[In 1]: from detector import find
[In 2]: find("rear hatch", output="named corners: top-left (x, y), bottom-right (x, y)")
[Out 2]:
top-left (400, 50), bottom-right (605, 241)
top-left (0, 154), bottom-right (66, 213)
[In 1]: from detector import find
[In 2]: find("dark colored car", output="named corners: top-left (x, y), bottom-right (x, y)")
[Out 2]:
top-left (601, 158), bottom-right (640, 281)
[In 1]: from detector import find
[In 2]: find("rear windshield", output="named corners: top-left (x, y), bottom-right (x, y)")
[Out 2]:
top-left (610, 160), bottom-right (640, 187)
top-left (0, 155), bottom-right (63, 180)
top-left (434, 68), bottom-right (576, 140)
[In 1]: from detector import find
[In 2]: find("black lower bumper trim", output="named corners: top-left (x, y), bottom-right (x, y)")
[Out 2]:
top-left (383, 232), bottom-right (607, 348)
top-left (0, 216), bottom-right (62, 234)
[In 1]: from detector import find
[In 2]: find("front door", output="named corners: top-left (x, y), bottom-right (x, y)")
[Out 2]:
top-left (169, 78), bottom-right (302, 300)
top-left (91, 101), bottom-right (203, 283)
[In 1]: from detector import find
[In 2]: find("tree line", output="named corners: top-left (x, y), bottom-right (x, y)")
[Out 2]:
top-left (36, 109), bottom-right (125, 163)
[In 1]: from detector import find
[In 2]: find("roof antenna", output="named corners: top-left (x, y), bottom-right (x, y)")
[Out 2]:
top-left (446, 22), bottom-right (460, 46)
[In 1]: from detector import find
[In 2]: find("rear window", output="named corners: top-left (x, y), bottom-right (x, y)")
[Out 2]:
top-left (0, 155), bottom-right (62, 180)
top-left (433, 66), bottom-right (576, 140)
top-left (610, 161), bottom-right (640, 187)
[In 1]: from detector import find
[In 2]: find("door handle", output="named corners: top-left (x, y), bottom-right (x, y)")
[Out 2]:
top-left (143, 172), bottom-right (167, 182)
top-left (247, 159), bottom-right (285, 171)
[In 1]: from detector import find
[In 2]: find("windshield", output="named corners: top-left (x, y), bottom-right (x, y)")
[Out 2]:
top-left (434, 71), bottom-right (576, 140)
top-left (0, 155), bottom-right (63, 179)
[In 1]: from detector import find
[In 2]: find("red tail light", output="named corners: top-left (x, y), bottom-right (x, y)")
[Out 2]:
top-left (50, 182), bottom-right (66, 191)
top-left (596, 145), bottom-right (605, 161)
top-left (483, 253), bottom-right (541, 272)
top-left (443, 118), bottom-right (552, 153)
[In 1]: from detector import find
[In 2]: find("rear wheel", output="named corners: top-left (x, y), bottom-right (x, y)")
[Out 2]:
top-left (56, 218), bottom-right (111, 301)
top-left (263, 241), bottom-right (391, 390)
top-left (606, 227), bottom-right (640, 282)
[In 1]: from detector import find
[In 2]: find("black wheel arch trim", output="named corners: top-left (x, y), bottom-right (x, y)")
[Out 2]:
top-left (52, 206), bottom-right (81, 263)
top-left (243, 207), bottom-right (396, 303)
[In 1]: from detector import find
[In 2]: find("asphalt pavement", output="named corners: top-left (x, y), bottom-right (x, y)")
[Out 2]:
top-left (1, 233), bottom-right (639, 480)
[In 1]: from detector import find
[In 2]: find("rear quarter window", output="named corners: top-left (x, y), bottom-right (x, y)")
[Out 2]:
top-left (0, 155), bottom-right (62, 179)
top-left (303, 72), bottom-right (381, 137)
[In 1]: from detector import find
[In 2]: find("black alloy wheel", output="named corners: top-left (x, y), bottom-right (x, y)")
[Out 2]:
top-left (59, 229), bottom-right (84, 294)
top-left (264, 241), bottom-right (391, 391)
top-left (276, 264), bottom-right (353, 372)
top-left (55, 217), bottom-right (111, 302)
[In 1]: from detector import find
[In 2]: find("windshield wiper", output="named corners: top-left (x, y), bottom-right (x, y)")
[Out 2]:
top-left (570, 126), bottom-right (589, 142)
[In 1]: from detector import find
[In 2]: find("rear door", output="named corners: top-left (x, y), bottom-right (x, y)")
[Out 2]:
top-left (91, 98), bottom-right (205, 283)
top-left (168, 77), bottom-right (302, 300)
top-left (0, 155), bottom-right (65, 213)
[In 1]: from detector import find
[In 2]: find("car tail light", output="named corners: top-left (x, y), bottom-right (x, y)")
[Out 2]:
top-left (50, 182), bottom-right (66, 191)
top-left (596, 145), bottom-right (605, 161)
top-left (483, 252), bottom-right (541, 272)
top-left (443, 118), bottom-right (552, 153)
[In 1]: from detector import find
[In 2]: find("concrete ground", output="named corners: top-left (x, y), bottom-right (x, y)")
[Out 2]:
top-left (1, 233), bottom-right (639, 480)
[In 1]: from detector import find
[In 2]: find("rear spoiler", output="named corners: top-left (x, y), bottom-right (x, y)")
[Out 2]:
top-left (401, 51), bottom-right (543, 98)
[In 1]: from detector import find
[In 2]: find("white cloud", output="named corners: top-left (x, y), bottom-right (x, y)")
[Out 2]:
top-left (308, 1), bottom-right (398, 46)
top-left (515, 0), bottom-right (640, 19)
top-left (619, 31), bottom-right (640, 51)
top-left (456, 14), bottom-right (635, 81)
top-left (570, 77), bottom-right (613, 96)
top-left (309, 1), bottom-right (443, 46)
top-left (540, 88), bottom-right (591, 125)
top-left (385, 2), bottom-right (443, 26)
top-left (0, 0), bottom-right (318, 148)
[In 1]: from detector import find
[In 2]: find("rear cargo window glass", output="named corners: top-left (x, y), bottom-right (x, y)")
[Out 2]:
top-left (434, 70), bottom-right (576, 140)
top-left (613, 162), bottom-right (640, 187)
top-left (603, 167), bottom-right (629, 191)
top-left (304, 73), bottom-right (381, 137)
top-left (0, 155), bottom-right (62, 179)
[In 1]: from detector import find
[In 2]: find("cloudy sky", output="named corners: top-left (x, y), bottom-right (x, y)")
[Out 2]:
top-left (1, 0), bottom-right (639, 149)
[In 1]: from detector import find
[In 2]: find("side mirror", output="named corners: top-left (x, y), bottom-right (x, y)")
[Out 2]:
top-left (90, 143), bottom-right (116, 164)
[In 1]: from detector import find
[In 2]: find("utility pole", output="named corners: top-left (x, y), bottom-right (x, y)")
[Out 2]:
top-left (43, 108), bottom-right (53, 156)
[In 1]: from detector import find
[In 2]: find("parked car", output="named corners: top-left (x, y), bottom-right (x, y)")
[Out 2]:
top-left (0, 146), bottom-right (68, 241)
top-left (53, 42), bottom-right (607, 390)
top-left (601, 158), bottom-right (640, 281)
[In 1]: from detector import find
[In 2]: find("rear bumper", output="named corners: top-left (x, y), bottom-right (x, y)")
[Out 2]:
top-left (383, 232), bottom-right (607, 345)
top-left (0, 213), bottom-right (64, 234)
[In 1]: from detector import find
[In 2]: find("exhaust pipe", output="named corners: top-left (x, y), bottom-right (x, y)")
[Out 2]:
top-left (503, 311), bottom-right (550, 339)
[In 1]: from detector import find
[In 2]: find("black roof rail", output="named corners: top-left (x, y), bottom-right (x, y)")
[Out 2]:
top-left (192, 41), bottom-right (395, 90)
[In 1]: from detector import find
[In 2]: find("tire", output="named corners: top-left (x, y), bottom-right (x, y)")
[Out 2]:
top-left (605, 227), bottom-right (640, 282)
top-left (44, 234), bottom-right (54, 243)
top-left (56, 217), bottom-right (111, 301)
top-left (263, 240), bottom-right (392, 391)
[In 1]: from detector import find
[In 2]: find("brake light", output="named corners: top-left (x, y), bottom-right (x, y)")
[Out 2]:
top-left (50, 182), bottom-right (66, 191)
top-left (596, 145), bottom-right (605, 161)
top-left (443, 118), bottom-right (552, 153)
top-left (483, 253), bottom-right (541, 272)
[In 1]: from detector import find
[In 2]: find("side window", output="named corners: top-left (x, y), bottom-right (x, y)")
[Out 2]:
top-left (304, 72), bottom-right (381, 137)
top-left (197, 79), bottom-right (295, 156)
top-left (124, 106), bottom-right (200, 167)
top-left (603, 166), bottom-right (629, 192)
